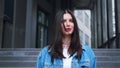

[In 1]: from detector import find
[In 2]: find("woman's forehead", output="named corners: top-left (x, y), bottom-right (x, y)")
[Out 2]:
top-left (63, 13), bottom-right (72, 19)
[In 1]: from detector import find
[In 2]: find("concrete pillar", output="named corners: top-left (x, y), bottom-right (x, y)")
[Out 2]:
top-left (107, 0), bottom-right (114, 48)
top-left (115, 0), bottom-right (120, 48)
top-left (0, 0), bottom-right (4, 48)
top-left (30, 0), bottom-right (37, 48)
top-left (91, 3), bottom-right (97, 48)
top-left (2, 0), bottom-right (14, 48)
top-left (25, 0), bottom-right (33, 48)
top-left (96, 0), bottom-right (102, 48)
top-left (94, 4), bottom-right (98, 48)
top-left (101, 0), bottom-right (108, 48)
top-left (13, 0), bottom-right (27, 48)
top-left (25, 0), bottom-right (37, 48)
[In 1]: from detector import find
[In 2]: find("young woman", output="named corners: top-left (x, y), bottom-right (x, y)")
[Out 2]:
top-left (36, 9), bottom-right (96, 68)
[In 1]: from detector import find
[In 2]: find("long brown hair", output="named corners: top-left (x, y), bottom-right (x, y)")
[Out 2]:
top-left (49, 9), bottom-right (82, 63)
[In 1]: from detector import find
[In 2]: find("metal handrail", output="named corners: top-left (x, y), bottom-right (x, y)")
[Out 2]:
top-left (98, 33), bottom-right (120, 48)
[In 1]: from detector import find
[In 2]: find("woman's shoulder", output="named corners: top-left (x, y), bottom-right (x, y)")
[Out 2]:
top-left (38, 46), bottom-right (49, 57)
top-left (41, 46), bottom-right (49, 52)
top-left (82, 44), bottom-right (96, 58)
top-left (82, 44), bottom-right (93, 52)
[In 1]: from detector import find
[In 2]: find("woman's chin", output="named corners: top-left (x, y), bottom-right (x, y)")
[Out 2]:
top-left (64, 32), bottom-right (73, 35)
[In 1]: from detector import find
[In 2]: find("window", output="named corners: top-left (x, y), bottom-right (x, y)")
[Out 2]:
top-left (4, 0), bottom-right (14, 24)
top-left (36, 10), bottom-right (48, 48)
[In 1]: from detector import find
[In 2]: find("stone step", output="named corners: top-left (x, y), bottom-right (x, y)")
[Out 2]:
top-left (93, 48), bottom-right (120, 51)
top-left (94, 49), bottom-right (120, 56)
top-left (0, 48), bottom-right (41, 51)
top-left (96, 56), bottom-right (120, 61)
top-left (0, 51), bottom-right (39, 56)
top-left (0, 49), bottom-right (120, 56)
top-left (1, 67), bottom-right (35, 68)
top-left (0, 55), bottom-right (119, 62)
top-left (93, 49), bottom-right (120, 52)
top-left (0, 56), bottom-right (37, 61)
top-left (95, 52), bottom-right (120, 56)
top-left (1, 48), bottom-right (120, 51)
top-left (0, 61), bottom-right (36, 67)
top-left (0, 60), bottom-right (119, 68)
top-left (0, 48), bottom-right (120, 68)
top-left (0, 52), bottom-right (119, 56)
top-left (97, 61), bottom-right (120, 68)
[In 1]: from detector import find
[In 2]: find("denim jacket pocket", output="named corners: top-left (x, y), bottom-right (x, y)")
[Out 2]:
top-left (81, 65), bottom-right (89, 68)
top-left (44, 62), bottom-right (63, 68)
top-left (80, 59), bottom-right (90, 68)
top-left (44, 62), bottom-right (53, 68)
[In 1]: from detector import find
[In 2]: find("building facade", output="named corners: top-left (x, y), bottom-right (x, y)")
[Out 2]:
top-left (0, 0), bottom-right (120, 48)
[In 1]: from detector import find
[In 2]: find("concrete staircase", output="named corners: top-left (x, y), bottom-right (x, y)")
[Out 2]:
top-left (0, 48), bottom-right (120, 68)
top-left (94, 49), bottom-right (120, 68)
top-left (0, 48), bottom-right (39, 68)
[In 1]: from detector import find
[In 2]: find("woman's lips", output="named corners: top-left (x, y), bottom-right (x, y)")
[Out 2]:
top-left (65, 28), bottom-right (71, 32)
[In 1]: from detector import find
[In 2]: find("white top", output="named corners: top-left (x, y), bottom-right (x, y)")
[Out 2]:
top-left (63, 48), bottom-right (72, 68)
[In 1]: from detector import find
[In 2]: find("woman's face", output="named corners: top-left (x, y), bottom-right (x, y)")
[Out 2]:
top-left (61, 13), bottom-right (74, 36)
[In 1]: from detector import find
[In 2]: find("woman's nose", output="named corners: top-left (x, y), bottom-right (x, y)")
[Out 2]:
top-left (66, 20), bottom-right (70, 26)
top-left (66, 20), bottom-right (70, 25)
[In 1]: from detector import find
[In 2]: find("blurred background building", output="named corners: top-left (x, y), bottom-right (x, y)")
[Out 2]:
top-left (0, 0), bottom-right (120, 67)
top-left (0, 0), bottom-right (120, 48)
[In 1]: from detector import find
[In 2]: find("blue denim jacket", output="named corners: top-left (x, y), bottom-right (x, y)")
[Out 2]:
top-left (36, 45), bottom-right (96, 68)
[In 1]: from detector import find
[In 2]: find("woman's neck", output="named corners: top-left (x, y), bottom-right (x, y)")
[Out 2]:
top-left (62, 36), bottom-right (71, 49)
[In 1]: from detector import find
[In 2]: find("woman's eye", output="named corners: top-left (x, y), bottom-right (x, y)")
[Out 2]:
top-left (64, 20), bottom-right (66, 22)
top-left (69, 19), bottom-right (73, 22)
top-left (62, 20), bottom-right (66, 23)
